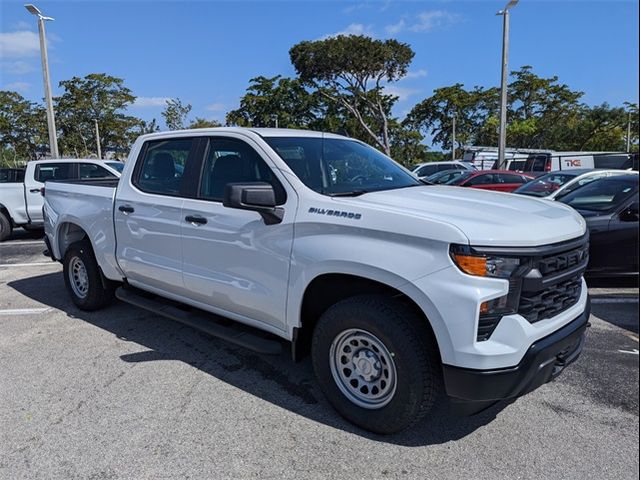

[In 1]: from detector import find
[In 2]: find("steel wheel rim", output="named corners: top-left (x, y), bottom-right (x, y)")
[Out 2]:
top-left (329, 328), bottom-right (397, 409)
top-left (68, 256), bottom-right (89, 299)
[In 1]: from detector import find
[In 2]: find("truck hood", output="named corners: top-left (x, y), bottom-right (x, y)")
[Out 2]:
top-left (346, 185), bottom-right (586, 247)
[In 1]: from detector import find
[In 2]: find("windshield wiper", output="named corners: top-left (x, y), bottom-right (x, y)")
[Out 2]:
top-left (327, 190), bottom-right (369, 197)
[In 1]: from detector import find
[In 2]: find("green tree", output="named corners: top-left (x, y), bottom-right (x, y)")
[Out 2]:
top-left (408, 66), bottom-right (636, 153)
top-left (290, 35), bottom-right (414, 155)
top-left (138, 118), bottom-right (160, 135)
top-left (406, 84), bottom-right (498, 153)
top-left (162, 98), bottom-right (192, 131)
top-left (226, 75), bottom-right (320, 129)
top-left (55, 73), bottom-right (141, 158)
top-left (0, 90), bottom-right (48, 162)
top-left (188, 118), bottom-right (222, 129)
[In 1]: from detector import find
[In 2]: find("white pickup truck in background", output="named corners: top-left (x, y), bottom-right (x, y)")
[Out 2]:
top-left (0, 158), bottom-right (121, 241)
top-left (43, 128), bottom-right (591, 434)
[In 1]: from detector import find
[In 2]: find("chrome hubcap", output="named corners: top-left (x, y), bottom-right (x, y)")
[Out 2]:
top-left (329, 329), bottom-right (397, 409)
top-left (68, 256), bottom-right (89, 299)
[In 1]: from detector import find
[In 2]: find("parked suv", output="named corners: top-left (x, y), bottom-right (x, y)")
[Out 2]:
top-left (412, 161), bottom-right (475, 178)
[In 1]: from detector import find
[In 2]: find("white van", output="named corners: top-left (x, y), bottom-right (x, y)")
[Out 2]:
top-left (523, 152), bottom-right (635, 175)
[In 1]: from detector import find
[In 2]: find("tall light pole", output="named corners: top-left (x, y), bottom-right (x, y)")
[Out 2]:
top-left (94, 120), bottom-right (102, 159)
top-left (25, 4), bottom-right (59, 159)
top-left (496, 0), bottom-right (518, 169)
top-left (451, 112), bottom-right (456, 160)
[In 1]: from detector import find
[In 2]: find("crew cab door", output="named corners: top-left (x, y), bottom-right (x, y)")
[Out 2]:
top-left (114, 137), bottom-right (198, 296)
top-left (25, 162), bottom-right (77, 224)
top-left (180, 135), bottom-right (295, 333)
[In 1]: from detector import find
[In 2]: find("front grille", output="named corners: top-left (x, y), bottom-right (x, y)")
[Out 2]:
top-left (537, 242), bottom-right (589, 277)
top-left (518, 275), bottom-right (582, 323)
top-left (473, 234), bottom-right (588, 341)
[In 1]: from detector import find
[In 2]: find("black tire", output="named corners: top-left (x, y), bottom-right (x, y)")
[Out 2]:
top-left (0, 211), bottom-right (12, 242)
top-left (63, 239), bottom-right (115, 311)
top-left (312, 295), bottom-right (441, 434)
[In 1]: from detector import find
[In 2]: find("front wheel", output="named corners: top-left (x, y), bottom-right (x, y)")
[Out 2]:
top-left (63, 239), bottom-right (114, 311)
top-left (312, 295), bottom-right (441, 434)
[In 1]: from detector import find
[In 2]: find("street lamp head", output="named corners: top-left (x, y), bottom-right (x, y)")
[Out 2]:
top-left (24, 4), bottom-right (41, 15)
top-left (497, 0), bottom-right (518, 15)
top-left (24, 4), bottom-right (54, 20)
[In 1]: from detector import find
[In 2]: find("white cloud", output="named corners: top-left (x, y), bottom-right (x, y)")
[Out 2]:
top-left (404, 69), bottom-right (428, 79)
top-left (321, 23), bottom-right (375, 40)
top-left (343, 2), bottom-right (368, 14)
top-left (13, 21), bottom-right (33, 31)
top-left (385, 10), bottom-right (461, 35)
top-left (205, 102), bottom-right (226, 112)
top-left (412, 11), bottom-right (461, 32)
top-left (0, 31), bottom-right (40, 59)
top-left (383, 85), bottom-right (419, 101)
top-left (385, 20), bottom-right (406, 35)
top-left (0, 60), bottom-right (36, 75)
top-left (132, 96), bottom-right (170, 108)
top-left (4, 81), bottom-right (31, 92)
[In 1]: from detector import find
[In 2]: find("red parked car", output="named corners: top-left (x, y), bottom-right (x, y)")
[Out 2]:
top-left (445, 170), bottom-right (534, 192)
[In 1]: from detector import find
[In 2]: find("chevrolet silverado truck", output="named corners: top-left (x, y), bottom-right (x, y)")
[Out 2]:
top-left (0, 158), bottom-right (120, 241)
top-left (43, 128), bottom-right (590, 434)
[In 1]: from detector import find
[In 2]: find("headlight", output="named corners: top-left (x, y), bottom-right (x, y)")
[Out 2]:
top-left (450, 245), bottom-right (522, 278)
top-left (450, 245), bottom-right (529, 340)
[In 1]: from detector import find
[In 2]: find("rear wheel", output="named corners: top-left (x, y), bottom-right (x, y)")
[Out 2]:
top-left (0, 212), bottom-right (12, 242)
top-left (312, 295), bottom-right (441, 434)
top-left (63, 239), bottom-right (114, 310)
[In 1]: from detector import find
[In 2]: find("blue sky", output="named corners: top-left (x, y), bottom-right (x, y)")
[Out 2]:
top-left (1, 0), bottom-right (638, 130)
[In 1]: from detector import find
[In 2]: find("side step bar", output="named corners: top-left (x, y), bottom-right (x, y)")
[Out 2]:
top-left (115, 287), bottom-right (282, 355)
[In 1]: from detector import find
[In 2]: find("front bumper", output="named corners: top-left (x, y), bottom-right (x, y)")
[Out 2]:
top-left (442, 297), bottom-right (590, 410)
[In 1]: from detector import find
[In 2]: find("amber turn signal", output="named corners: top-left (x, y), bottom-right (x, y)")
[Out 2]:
top-left (452, 253), bottom-right (487, 277)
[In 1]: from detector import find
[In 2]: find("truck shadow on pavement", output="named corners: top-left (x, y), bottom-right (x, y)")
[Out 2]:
top-left (9, 271), bottom-right (510, 447)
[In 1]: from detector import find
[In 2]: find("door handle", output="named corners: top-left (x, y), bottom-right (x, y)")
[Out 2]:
top-left (118, 204), bottom-right (134, 214)
top-left (185, 215), bottom-right (207, 225)
top-left (30, 188), bottom-right (40, 193)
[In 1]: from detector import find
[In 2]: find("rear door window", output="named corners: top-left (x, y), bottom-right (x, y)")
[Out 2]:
top-left (34, 163), bottom-right (76, 182)
top-left (499, 173), bottom-right (529, 184)
top-left (468, 174), bottom-right (494, 185)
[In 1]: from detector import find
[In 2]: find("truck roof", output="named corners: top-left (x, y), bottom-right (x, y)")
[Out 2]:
top-left (137, 127), bottom-right (349, 141)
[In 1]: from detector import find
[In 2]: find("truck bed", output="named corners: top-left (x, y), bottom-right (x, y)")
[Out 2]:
top-left (44, 178), bottom-right (121, 280)
top-left (49, 177), bottom-right (120, 188)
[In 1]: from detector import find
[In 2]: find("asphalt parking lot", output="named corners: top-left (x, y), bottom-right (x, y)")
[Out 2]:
top-left (1, 230), bottom-right (638, 480)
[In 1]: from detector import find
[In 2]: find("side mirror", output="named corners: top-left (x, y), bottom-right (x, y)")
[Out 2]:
top-left (620, 201), bottom-right (639, 222)
top-left (223, 182), bottom-right (284, 225)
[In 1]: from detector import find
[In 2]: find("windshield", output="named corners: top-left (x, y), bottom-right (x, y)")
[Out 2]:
top-left (514, 172), bottom-right (577, 197)
top-left (558, 177), bottom-right (638, 212)
top-left (264, 137), bottom-right (420, 196)
top-left (106, 162), bottom-right (125, 173)
top-left (445, 171), bottom-right (474, 185)
top-left (426, 169), bottom-right (464, 184)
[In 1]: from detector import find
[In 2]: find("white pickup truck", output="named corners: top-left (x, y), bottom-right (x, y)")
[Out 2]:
top-left (0, 158), bottom-right (121, 240)
top-left (43, 128), bottom-right (590, 434)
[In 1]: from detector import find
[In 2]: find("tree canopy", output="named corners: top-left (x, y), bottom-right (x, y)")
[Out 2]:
top-left (290, 35), bottom-right (414, 155)
top-left (55, 73), bottom-right (141, 158)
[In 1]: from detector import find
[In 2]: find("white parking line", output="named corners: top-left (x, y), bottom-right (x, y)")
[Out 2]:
top-left (591, 298), bottom-right (639, 304)
top-left (0, 307), bottom-right (51, 315)
top-left (0, 262), bottom-right (58, 267)
top-left (0, 240), bottom-right (45, 246)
